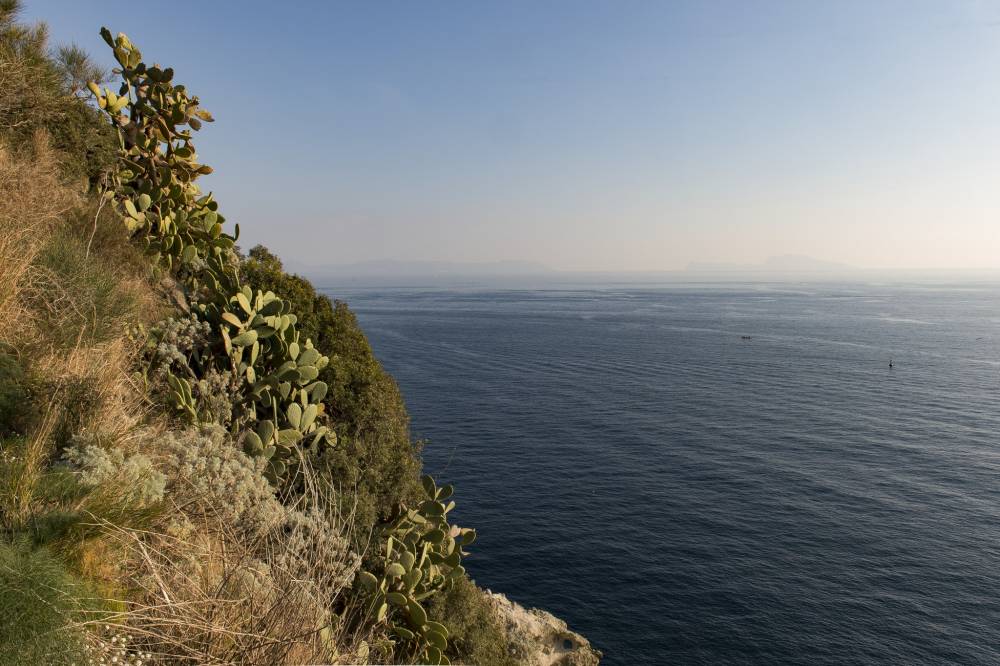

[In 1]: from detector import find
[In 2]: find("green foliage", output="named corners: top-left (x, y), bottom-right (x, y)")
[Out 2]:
top-left (0, 1), bottom-right (117, 184)
top-left (54, 43), bottom-right (107, 96)
top-left (240, 246), bottom-right (330, 345)
top-left (240, 246), bottom-right (423, 535)
top-left (425, 575), bottom-right (517, 666)
top-left (92, 30), bottom-right (333, 484)
top-left (91, 27), bottom-right (235, 281)
top-left (214, 286), bottom-right (334, 481)
top-left (0, 538), bottom-right (95, 665)
top-left (82, 29), bottom-right (488, 658)
top-left (354, 475), bottom-right (476, 665)
top-left (36, 98), bottom-right (117, 185)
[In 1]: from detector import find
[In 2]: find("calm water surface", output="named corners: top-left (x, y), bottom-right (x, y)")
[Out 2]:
top-left (322, 282), bottom-right (1000, 665)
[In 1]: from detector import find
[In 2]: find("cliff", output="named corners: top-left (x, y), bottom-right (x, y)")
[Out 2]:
top-left (0, 5), bottom-right (596, 664)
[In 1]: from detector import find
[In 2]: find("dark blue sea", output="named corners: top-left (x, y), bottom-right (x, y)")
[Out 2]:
top-left (323, 281), bottom-right (1000, 665)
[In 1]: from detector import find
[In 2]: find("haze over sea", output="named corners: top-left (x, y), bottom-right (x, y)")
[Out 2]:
top-left (322, 280), bottom-right (1000, 665)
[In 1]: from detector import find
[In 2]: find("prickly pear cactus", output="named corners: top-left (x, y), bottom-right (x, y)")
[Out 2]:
top-left (93, 28), bottom-right (473, 653)
top-left (356, 475), bottom-right (477, 665)
top-left (90, 28), bottom-right (235, 286)
top-left (90, 29), bottom-right (332, 483)
top-left (214, 286), bottom-right (333, 481)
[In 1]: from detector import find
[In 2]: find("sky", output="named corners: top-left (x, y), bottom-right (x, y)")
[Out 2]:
top-left (22, 0), bottom-right (1000, 272)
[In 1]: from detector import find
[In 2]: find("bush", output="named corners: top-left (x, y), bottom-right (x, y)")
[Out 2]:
top-left (62, 437), bottom-right (165, 505)
top-left (0, 2), bottom-right (117, 185)
top-left (160, 426), bottom-right (359, 585)
top-left (240, 246), bottom-right (423, 536)
top-left (425, 575), bottom-right (516, 666)
top-left (161, 425), bottom-right (282, 530)
top-left (105, 426), bottom-right (364, 664)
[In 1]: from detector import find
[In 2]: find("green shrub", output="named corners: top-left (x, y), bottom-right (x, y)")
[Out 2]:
top-left (62, 437), bottom-right (165, 505)
top-left (425, 575), bottom-right (516, 666)
top-left (240, 245), bottom-right (332, 346)
top-left (0, 2), bottom-right (117, 185)
top-left (0, 538), bottom-right (95, 665)
top-left (316, 331), bottom-right (423, 537)
top-left (241, 246), bottom-right (424, 535)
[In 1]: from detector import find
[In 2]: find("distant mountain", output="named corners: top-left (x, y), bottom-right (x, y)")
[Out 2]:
top-left (295, 259), bottom-right (553, 281)
top-left (686, 255), bottom-right (850, 273)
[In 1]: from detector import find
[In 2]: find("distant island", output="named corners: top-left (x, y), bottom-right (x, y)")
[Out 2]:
top-left (296, 259), bottom-right (552, 278)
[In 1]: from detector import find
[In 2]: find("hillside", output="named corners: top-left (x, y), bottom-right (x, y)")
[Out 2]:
top-left (0, 5), bottom-right (598, 665)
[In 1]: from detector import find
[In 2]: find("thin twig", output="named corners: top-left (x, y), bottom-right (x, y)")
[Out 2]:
top-left (85, 176), bottom-right (108, 259)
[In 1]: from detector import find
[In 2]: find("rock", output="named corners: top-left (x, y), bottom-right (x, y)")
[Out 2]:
top-left (158, 276), bottom-right (189, 314)
top-left (485, 591), bottom-right (601, 665)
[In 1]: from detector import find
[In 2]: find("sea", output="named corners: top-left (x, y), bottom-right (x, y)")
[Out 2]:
top-left (321, 280), bottom-right (1000, 665)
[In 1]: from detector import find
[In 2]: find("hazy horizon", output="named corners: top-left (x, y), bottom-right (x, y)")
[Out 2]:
top-left (294, 255), bottom-right (1000, 291)
top-left (293, 253), bottom-right (1000, 278)
top-left (27, 1), bottom-right (1000, 272)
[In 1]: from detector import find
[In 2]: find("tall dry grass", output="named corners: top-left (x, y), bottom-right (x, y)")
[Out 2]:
top-left (0, 131), bottom-right (154, 549)
top-left (0, 132), bottom-right (77, 323)
top-left (80, 451), bottom-right (372, 665)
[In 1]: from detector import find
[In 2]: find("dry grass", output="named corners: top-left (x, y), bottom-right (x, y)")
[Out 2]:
top-left (0, 119), bottom-right (159, 509)
top-left (0, 38), bottom-right (63, 137)
top-left (0, 130), bottom-right (156, 552)
top-left (78, 453), bottom-right (372, 665)
top-left (0, 132), bottom-right (78, 323)
top-left (35, 337), bottom-right (149, 446)
top-left (0, 323), bottom-right (153, 534)
top-left (0, 402), bottom-right (57, 529)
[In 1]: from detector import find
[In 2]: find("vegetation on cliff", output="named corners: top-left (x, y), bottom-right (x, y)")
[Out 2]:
top-left (0, 4), bottom-right (515, 663)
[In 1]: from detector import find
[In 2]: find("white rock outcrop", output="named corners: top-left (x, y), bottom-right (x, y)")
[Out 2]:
top-left (485, 591), bottom-right (601, 665)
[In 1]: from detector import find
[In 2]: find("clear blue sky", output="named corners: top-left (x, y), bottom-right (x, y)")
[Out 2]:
top-left (24, 1), bottom-right (1000, 271)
